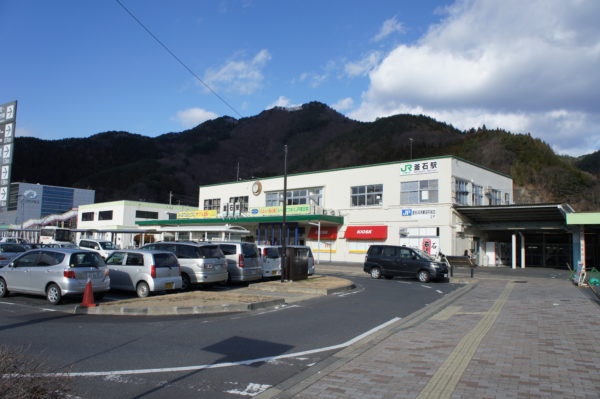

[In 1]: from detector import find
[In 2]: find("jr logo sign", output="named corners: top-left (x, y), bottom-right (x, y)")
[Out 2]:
top-left (400, 161), bottom-right (439, 175)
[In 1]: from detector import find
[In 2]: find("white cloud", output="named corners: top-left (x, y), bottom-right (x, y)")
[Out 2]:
top-left (344, 51), bottom-right (382, 77)
top-left (173, 108), bottom-right (219, 128)
top-left (373, 16), bottom-right (405, 42)
top-left (351, 0), bottom-right (600, 155)
top-left (204, 49), bottom-right (271, 94)
top-left (332, 97), bottom-right (354, 111)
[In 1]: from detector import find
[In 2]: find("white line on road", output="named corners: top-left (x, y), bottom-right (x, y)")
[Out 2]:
top-left (34, 317), bottom-right (401, 378)
top-left (256, 305), bottom-right (300, 315)
top-left (421, 285), bottom-right (432, 289)
top-left (436, 290), bottom-right (444, 294)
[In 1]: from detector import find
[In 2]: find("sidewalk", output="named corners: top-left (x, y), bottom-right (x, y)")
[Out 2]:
top-left (259, 268), bottom-right (600, 399)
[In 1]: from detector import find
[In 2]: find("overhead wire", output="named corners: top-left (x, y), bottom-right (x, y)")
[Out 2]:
top-left (114, 0), bottom-right (243, 118)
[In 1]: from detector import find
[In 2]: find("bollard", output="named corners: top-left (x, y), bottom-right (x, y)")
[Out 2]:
top-left (450, 265), bottom-right (454, 277)
top-left (470, 267), bottom-right (474, 278)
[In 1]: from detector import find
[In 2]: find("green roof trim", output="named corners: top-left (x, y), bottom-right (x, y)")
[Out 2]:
top-left (567, 213), bottom-right (600, 225)
top-left (79, 200), bottom-right (197, 211)
top-left (136, 214), bottom-right (344, 226)
top-left (200, 155), bottom-right (511, 188)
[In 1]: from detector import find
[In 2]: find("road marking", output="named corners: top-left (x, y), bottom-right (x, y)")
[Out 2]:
top-left (416, 282), bottom-right (514, 399)
top-left (421, 285), bottom-right (432, 289)
top-left (256, 305), bottom-right (299, 315)
top-left (30, 317), bottom-right (401, 378)
top-left (436, 290), bottom-right (443, 294)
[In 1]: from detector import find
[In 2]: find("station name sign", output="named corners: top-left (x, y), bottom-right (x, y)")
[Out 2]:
top-left (400, 160), bottom-right (439, 175)
top-left (401, 208), bottom-right (437, 219)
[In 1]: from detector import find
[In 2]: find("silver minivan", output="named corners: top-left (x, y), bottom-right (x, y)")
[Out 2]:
top-left (213, 242), bottom-right (262, 283)
top-left (141, 242), bottom-right (228, 290)
top-left (0, 248), bottom-right (110, 305)
top-left (105, 250), bottom-right (182, 297)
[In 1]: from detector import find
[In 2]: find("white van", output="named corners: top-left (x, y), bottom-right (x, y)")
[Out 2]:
top-left (257, 245), bottom-right (281, 278)
top-left (78, 239), bottom-right (118, 259)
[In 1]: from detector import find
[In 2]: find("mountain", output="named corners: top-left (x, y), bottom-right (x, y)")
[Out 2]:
top-left (12, 102), bottom-right (600, 211)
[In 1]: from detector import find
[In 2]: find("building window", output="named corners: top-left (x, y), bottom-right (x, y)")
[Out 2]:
top-left (455, 178), bottom-right (469, 205)
top-left (203, 198), bottom-right (221, 211)
top-left (41, 186), bottom-right (74, 217)
top-left (472, 185), bottom-right (483, 206)
top-left (82, 212), bottom-right (94, 221)
top-left (228, 196), bottom-right (249, 212)
top-left (98, 210), bottom-right (113, 221)
top-left (401, 180), bottom-right (438, 204)
top-left (351, 184), bottom-right (383, 207)
top-left (135, 210), bottom-right (158, 219)
top-left (167, 212), bottom-right (177, 220)
top-left (504, 193), bottom-right (511, 205)
top-left (489, 189), bottom-right (501, 205)
top-left (265, 188), bottom-right (323, 207)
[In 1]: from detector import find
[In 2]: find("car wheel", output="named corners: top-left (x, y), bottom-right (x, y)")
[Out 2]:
top-left (46, 283), bottom-right (62, 305)
top-left (136, 281), bottom-right (150, 298)
top-left (417, 270), bottom-right (431, 283)
top-left (370, 267), bottom-right (382, 279)
top-left (0, 278), bottom-right (8, 298)
top-left (181, 274), bottom-right (191, 291)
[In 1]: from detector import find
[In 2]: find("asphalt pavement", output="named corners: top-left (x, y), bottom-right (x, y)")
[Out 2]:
top-left (257, 266), bottom-right (600, 399)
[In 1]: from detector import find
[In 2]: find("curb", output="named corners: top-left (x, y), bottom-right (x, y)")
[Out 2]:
top-left (73, 297), bottom-right (285, 316)
top-left (248, 282), bottom-right (356, 296)
top-left (255, 281), bottom-right (479, 399)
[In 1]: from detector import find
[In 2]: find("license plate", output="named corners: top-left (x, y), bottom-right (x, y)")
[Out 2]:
top-left (87, 272), bottom-right (100, 279)
top-left (165, 282), bottom-right (174, 289)
top-left (444, 273), bottom-right (448, 278)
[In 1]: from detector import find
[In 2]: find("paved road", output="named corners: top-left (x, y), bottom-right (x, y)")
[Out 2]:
top-left (0, 270), bottom-right (458, 398)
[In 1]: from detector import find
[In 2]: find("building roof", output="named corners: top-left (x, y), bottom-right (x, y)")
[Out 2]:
top-left (455, 204), bottom-right (573, 224)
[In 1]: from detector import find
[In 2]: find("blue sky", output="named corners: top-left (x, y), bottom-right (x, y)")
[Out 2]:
top-left (2, 0), bottom-right (599, 156)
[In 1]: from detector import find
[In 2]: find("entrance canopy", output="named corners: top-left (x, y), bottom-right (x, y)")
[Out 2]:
top-left (455, 203), bottom-right (573, 230)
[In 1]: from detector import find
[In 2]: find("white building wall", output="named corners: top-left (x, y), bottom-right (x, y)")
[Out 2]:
top-left (199, 156), bottom-right (513, 263)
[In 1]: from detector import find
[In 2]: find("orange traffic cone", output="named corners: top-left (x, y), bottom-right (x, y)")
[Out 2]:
top-left (80, 280), bottom-right (97, 308)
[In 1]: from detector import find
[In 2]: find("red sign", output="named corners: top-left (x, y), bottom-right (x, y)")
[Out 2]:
top-left (344, 226), bottom-right (388, 240)
top-left (308, 226), bottom-right (338, 240)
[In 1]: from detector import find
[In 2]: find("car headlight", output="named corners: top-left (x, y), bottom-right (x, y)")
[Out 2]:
top-left (430, 262), bottom-right (440, 268)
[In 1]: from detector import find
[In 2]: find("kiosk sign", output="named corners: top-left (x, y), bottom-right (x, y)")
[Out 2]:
top-left (0, 101), bottom-right (17, 208)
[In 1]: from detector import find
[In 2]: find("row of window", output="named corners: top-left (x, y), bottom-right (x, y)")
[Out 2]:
top-left (81, 210), bottom-right (162, 222)
top-left (203, 179), bottom-right (509, 210)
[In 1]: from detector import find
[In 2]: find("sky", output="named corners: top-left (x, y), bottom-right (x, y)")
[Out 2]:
top-left (2, 0), bottom-right (599, 156)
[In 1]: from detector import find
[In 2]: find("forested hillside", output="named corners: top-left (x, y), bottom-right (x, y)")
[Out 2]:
top-left (12, 102), bottom-right (600, 210)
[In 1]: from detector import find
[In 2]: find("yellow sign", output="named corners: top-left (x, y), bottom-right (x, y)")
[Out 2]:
top-left (177, 210), bottom-right (218, 219)
top-left (249, 204), bottom-right (310, 216)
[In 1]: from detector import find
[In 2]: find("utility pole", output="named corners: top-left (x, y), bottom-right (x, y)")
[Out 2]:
top-left (409, 138), bottom-right (414, 160)
top-left (169, 191), bottom-right (173, 205)
top-left (281, 145), bottom-right (288, 282)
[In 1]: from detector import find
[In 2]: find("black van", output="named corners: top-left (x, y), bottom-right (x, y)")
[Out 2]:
top-left (363, 245), bottom-right (448, 283)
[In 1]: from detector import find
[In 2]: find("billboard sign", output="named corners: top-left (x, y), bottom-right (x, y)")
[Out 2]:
top-left (0, 101), bottom-right (16, 208)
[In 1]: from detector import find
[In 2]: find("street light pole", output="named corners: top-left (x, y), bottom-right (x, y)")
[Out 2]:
top-left (409, 138), bottom-right (414, 160)
top-left (281, 145), bottom-right (288, 282)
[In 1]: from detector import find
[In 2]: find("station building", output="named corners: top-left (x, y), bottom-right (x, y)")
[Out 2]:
top-left (137, 156), bottom-right (538, 265)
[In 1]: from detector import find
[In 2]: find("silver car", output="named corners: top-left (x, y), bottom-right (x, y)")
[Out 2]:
top-left (213, 242), bottom-right (263, 283)
top-left (257, 245), bottom-right (282, 278)
top-left (106, 250), bottom-right (182, 297)
top-left (141, 242), bottom-right (228, 290)
top-left (0, 248), bottom-right (110, 305)
top-left (0, 243), bottom-right (28, 267)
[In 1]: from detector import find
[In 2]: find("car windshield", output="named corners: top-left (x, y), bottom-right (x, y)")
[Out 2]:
top-left (414, 248), bottom-right (435, 261)
top-left (241, 244), bottom-right (258, 258)
top-left (100, 242), bottom-right (117, 250)
top-left (197, 245), bottom-right (224, 259)
top-left (264, 248), bottom-right (280, 259)
top-left (69, 252), bottom-right (105, 268)
top-left (154, 253), bottom-right (178, 267)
